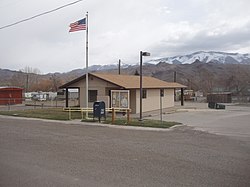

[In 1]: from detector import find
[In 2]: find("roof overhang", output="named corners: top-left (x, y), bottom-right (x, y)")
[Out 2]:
top-left (59, 73), bottom-right (187, 90)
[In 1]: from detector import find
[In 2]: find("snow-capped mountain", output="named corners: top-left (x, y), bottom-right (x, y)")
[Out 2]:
top-left (88, 63), bottom-right (132, 71)
top-left (149, 51), bottom-right (250, 65)
top-left (65, 63), bottom-right (133, 77)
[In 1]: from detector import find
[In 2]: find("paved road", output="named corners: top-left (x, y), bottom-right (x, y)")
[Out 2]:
top-left (147, 103), bottom-right (250, 140)
top-left (0, 116), bottom-right (250, 187)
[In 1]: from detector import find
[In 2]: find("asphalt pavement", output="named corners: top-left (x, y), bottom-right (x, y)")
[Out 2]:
top-left (146, 102), bottom-right (250, 140)
top-left (0, 114), bottom-right (250, 187)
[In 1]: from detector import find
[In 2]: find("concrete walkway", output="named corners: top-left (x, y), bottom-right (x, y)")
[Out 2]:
top-left (145, 102), bottom-right (250, 139)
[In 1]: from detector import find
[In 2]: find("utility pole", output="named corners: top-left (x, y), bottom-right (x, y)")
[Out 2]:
top-left (26, 73), bottom-right (29, 92)
top-left (174, 71), bottom-right (176, 101)
top-left (174, 71), bottom-right (177, 82)
top-left (118, 59), bottom-right (121, 75)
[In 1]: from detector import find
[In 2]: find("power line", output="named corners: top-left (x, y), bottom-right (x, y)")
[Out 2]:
top-left (0, 0), bottom-right (84, 30)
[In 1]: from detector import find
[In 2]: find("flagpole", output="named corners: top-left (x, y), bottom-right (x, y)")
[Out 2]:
top-left (85, 12), bottom-right (89, 118)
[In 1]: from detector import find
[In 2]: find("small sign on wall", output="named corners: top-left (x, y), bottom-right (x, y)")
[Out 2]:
top-left (111, 90), bottom-right (130, 109)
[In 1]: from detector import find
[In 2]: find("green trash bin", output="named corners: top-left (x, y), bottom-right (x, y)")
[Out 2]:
top-left (208, 102), bottom-right (216, 109)
top-left (216, 103), bottom-right (225, 109)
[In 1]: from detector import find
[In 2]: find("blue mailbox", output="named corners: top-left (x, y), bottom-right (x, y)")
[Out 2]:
top-left (93, 101), bottom-right (106, 122)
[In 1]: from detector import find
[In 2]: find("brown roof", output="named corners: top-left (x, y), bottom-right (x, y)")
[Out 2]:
top-left (92, 73), bottom-right (186, 89)
top-left (59, 73), bottom-right (186, 89)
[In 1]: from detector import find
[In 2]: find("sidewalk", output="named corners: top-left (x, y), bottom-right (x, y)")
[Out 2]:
top-left (145, 102), bottom-right (250, 139)
top-left (132, 101), bottom-right (212, 119)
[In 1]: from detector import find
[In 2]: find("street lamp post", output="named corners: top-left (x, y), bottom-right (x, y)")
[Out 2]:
top-left (139, 51), bottom-right (150, 121)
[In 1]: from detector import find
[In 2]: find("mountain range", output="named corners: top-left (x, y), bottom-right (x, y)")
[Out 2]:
top-left (1, 51), bottom-right (250, 95)
top-left (148, 51), bottom-right (250, 65)
top-left (65, 51), bottom-right (250, 75)
top-left (64, 51), bottom-right (250, 74)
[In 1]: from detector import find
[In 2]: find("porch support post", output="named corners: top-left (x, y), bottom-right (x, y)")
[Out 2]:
top-left (66, 88), bottom-right (69, 107)
top-left (181, 88), bottom-right (184, 106)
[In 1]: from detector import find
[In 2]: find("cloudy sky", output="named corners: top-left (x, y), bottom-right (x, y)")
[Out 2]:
top-left (0, 0), bottom-right (250, 73)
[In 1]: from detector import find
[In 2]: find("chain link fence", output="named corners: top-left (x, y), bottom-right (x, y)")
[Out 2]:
top-left (0, 97), bottom-right (79, 111)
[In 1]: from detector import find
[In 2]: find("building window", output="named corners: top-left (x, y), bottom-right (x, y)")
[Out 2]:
top-left (142, 89), bottom-right (147, 99)
top-left (160, 89), bottom-right (164, 97)
top-left (88, 90), bottom-right (97, 102)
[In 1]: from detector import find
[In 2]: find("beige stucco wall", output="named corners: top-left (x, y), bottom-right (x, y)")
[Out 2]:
top-left (67, 76), bottom-right (175, 113)
top-left (135, 89), bottom-right (174, 113)
top-left (69, 75), bottom-right (120, 107)
top-left (129, 89), bottom-right (137, 114)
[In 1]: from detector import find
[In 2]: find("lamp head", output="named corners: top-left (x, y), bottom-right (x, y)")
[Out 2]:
top-left (142, 52), bottom-right (150, 56)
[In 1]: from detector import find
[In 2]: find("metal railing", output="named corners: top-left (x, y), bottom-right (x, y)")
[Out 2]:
top-left (63, 107), bottom-right (131, 123)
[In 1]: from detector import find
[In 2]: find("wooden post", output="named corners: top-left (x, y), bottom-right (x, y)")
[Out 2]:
top-left (126, 109), bottom-right (130, 124)
top-left (69, 108), bottom-right (71, 120)
top-left (81, 109), bottom-right (84, 120)
top-left (112, 108), bottom-right (115, 124)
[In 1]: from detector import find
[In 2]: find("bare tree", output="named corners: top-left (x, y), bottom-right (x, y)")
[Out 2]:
top-left (21, 66), bottom-right (41, 92)
top-left (21, 66), bottom-right (41, 74)
top-left (10, 71), bottom-right (26, 88)
top-left (199, 68), bottom-right (215, 95)
top-left (50, 74), bottom-right (62, 92)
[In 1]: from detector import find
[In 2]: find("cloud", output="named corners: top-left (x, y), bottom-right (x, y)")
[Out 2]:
top-left (150, 20), bottom-right (250, 57)
top-left (0, 0), bottom-right (250, 73)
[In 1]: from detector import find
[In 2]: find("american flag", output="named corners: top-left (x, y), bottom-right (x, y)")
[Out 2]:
top-left (69, 18), bottom-right (86, 32)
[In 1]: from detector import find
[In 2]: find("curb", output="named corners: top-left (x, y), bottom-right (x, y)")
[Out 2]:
top-left (0, 115), bottom-right (183, 132)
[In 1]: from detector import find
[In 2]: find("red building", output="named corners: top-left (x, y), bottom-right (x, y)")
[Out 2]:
top-left (0, 87), bottom-right (23, 105)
